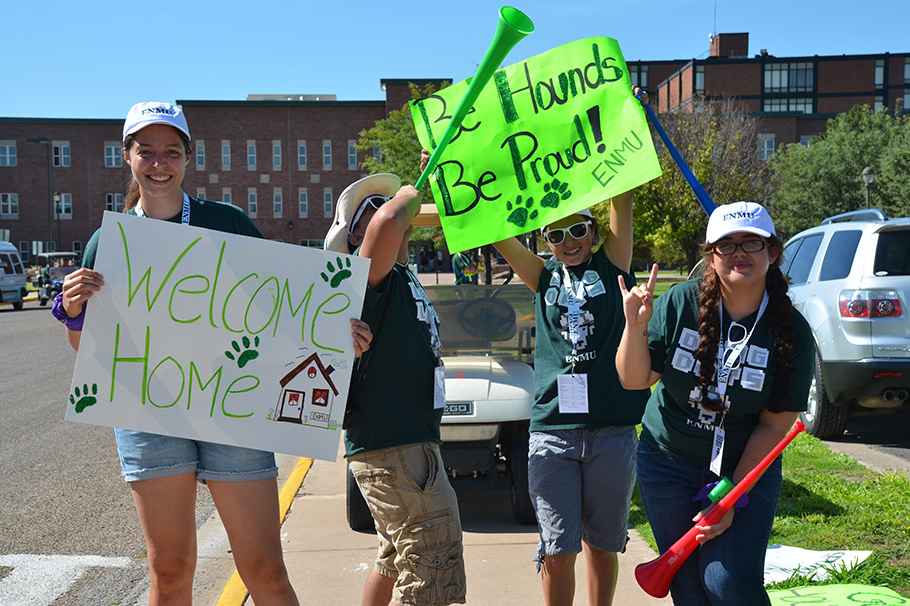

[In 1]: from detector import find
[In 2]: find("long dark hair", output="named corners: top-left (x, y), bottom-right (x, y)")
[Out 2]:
top-left (693, 234), bottom-right (795, 413)
top-left (121, 131), bottom-right (192, 211)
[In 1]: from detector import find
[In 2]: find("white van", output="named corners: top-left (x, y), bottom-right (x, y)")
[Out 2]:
top-left (0, 241), bottom-right (28, 310)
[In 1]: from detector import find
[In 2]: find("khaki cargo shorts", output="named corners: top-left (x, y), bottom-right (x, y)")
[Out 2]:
top-left (348, 441), bottom-right (466, 606)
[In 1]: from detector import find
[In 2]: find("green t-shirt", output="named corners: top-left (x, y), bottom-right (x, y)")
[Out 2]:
top-left (532, 247), bottom-right (650, 431)
top-left (82, 196), bottom-right (262, 269)
top-left (344, 263), bottom-right (444, 456)
top-left (642, 279), bottom-right (815, 469)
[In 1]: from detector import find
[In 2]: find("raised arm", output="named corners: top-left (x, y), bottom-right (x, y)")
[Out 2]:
top-left (616, 263), bottom-right (662, 389)
top-left (493, 237), bottom-right (545, 293)
top-left (359, 185), bottom-right (421, 289)
top-left (601, 190), bottom-right (634, 273)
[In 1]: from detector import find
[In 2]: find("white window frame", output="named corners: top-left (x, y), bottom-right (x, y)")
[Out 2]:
top-left (53, 141), bottom-right (71, 167)
top-left (221, 140), bottom-right (231, 170)
top-left (322, 140), bottom-right (332, 170)
top-left (56, 193), bottom-right (72, 218)
top-left (273, 188), bottom-right (283, 217)
top-left (196, 187), bottom-right (206, 200)
top-left (222, 188), bottom-right (232, 204)
top-left (0, 141), bottom-right (16, 167)
top-left (323, 188), bottom-right (333, 216)
top-left (1, 193), bottom-right (19, 218)
top-left (248, 188), bottom-right (258, 217)
top-left (348, 140), bottom-right (358, 170)
top-left (196, 140), bottom-right (206, 170)
top-left (247, 140), bottom-right (257, 170)
top-left (104, 143), bottom-right (122, 168)
top-left (106, 193), bottom-right (124, 212)
top-left (757, 133), bottom-right (775, 161)
top-left (272, 140), bottom-right (282, 171)
top-left (875, 59), bottom-right (885, 88)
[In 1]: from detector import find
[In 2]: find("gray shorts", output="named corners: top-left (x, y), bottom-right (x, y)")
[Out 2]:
top-left (528, 426), bottom-right (638, 556)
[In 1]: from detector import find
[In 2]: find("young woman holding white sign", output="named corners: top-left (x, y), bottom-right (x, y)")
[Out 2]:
top-left (491, 87), bottom-right (650, 606)
top-left (55, 101), bottom-right (371, 606)
top-left (616, 202), bottom-right (815, 604)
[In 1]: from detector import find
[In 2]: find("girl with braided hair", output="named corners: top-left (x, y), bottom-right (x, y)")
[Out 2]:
top-left (616, 202), bottom-right (815, 605)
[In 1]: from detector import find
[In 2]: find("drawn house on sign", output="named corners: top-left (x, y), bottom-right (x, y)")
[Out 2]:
top-left (274, 353), bottom-right (339, 429)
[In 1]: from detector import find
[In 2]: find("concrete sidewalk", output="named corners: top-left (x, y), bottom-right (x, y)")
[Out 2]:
top-left (242, 444), bottom-right (671, 606)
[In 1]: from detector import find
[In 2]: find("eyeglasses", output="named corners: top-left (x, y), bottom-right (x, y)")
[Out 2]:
top-left (348, 194), bottom-right (391, 234)
top-left (543, 221), bottom-right (591, 245)
top-left (712, 239), bottom-right (766, 256)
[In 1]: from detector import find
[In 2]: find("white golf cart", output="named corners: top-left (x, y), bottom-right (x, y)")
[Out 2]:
top-left (346, 276), bottom-right (537, 530)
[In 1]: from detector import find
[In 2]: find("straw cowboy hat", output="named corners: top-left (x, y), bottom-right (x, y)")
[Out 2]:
top-left (324, 173), bottom-right (400, 253)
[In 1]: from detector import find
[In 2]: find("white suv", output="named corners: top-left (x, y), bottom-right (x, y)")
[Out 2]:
top-left (781, 209), bottom-right (910, 439)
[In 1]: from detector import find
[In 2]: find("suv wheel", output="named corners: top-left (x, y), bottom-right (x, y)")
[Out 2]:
top-left (800, 352), bottom-right (849, 439)
top-left (346, 463), bottom-right (375, 532)
top-left (509, 424), bottom-right (536, 525)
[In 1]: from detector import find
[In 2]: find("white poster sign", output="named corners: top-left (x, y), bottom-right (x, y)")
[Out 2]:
top-left (65, 212), bottom-right (368, 462)
top-left (764, 544), bottom-right (873, 584)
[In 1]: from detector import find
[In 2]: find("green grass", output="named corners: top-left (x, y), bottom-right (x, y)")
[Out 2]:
top-left (630, 432), bottom-right (910, 596)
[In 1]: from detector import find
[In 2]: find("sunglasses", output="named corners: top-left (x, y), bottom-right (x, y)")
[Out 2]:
top-left (543, 220), bottom-right (591, 245)
top-left (348, 194), bottom-right (391, 234)
top-left (712, 239), bottom-right (766, 256)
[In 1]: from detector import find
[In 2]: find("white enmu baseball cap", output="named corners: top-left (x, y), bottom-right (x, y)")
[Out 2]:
top-left (122, 101), bottom-right (191, 141)
top-left (706, 201), bottom-right (776, 243)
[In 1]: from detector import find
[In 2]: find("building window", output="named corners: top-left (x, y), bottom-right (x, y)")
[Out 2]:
top-left (56, 193), bottom-right (72, 217)
top-left (196, 188), bottom-right (206, 200)
top-left (104, 144), bottom-right (122, 168)
top-left (273, 189), bottom-right (283, 217)
top-left (322, 141), bottom-right (332, 170)
top-left (695, 65), bottom-right (705, 94)
top-left (300, 239), bottom-right (325, 248)
top-left (19, 241), bottom-right (30, 263)
top-left (247, 141), bottom-right (256, 169)
top-left (298, 189), bottom-right (308, 217)
top-left (0, 141), bottom-right (17, 167)
top-left (248, 188), bottom-right (258, 217)
top-left (905, 58), bottom-right (910, 82)
top-left (222, 188), bottom-right (232, 204)
top-left (757, 134), bottom-right (775, 161)
top-left (874, 96), bottom-right (884, 111)
top-left (799, 135), bottom-right (815, 147)
top-left (763, 62), bottom-right (814, 93)
top-left (273, 141), bottom-right (282, 170)
top-left (875, 59), bottom-right (885, 88)
top-left (196, 141), bottom-right (205, 169)
top-left (762, 98), bottom-right (813, 113)
top-left (373, 146), bottom-right (381, 161)
top-left (297, 141), bottom-right (307, 169)
top-left (348, 141), bottom-right (358, 170)
top-left (72, 241), bottom-right (82, 256)
top-left (221, 141), bottom-right (231, 170)
top-left (323, 188), bottom-right (333, 215)
top-left (1, 193), bottom-right (19, 218)
top-left (106, 193), bottom-right (124, 212)
top-left (629, 64), bottom-right (648, 89)
top-left (53, 142), bottom-right (71, 167)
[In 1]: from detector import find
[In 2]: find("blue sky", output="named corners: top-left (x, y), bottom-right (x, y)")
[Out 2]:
top-left (6, 0), bottom-right (908, 120)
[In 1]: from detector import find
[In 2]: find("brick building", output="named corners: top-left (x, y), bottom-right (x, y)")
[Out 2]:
top-left (1, 35), bottom-right (908, 260)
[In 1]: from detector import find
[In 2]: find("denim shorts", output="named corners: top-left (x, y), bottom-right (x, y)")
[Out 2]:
top-left (528, 426), bottom-right (638, 557)
top-left (348, 442), bottom-right (466, 606)
top-left (636, 441), bottom-right (782, 605)
top-left (115, 429), bottom-right (278, 483)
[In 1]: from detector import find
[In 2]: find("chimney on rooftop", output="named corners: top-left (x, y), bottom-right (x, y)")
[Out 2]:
top-left (710, 33), bottom-right (749, 58)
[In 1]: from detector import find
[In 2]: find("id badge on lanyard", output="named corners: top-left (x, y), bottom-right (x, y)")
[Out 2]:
top-left (557, 265), bottom-right (589, 414)
top-left (710, 291), bottom-right (769, 476)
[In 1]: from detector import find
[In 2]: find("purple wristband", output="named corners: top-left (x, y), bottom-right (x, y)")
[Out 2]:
top-left (51, 292), bottom-right (86, 331)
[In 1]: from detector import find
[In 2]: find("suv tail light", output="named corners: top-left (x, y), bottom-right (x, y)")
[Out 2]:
top-left (838, 290), bottom-right (903, 318)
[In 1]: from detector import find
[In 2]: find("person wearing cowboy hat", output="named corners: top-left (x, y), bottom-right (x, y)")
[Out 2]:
top-left (325, 172), bottom-right (466, 606)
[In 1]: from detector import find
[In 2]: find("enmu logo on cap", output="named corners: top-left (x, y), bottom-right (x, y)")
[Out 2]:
top-left (723, 211), bottom-right (756, 221)
top-left (140, 107), bottom-right (176, 116)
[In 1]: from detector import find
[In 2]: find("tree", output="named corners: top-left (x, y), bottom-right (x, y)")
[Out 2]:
top-left (771, 102), bottom-right (910, 235)
top-left (631, 96), bottom-right (771, 272)
top-left (357, 82), bottom-right (448, 249)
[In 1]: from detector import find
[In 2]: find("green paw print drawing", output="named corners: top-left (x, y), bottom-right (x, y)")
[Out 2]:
top-left (225, 335), bottom-right (260, 368)
top-left (540, 179), bottom-right (572, 209)
top-left (321, 257), bottom-right (352, 288)
top-left (70, 383), bottom-right (98, 413)
top-left (506, 194), bottom-right (538, 228)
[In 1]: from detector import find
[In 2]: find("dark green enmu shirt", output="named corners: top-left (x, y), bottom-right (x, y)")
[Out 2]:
top-left (643, 279), bottom-right (815, 469)
top-left (532, 247), bottom-right (650, 432)
top-left (82, 196), bottom-right (262, 269)
top-left (344, 262), bottom-right (443, 456)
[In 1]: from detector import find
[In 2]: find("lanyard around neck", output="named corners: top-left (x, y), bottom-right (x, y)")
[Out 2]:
top-left (560, 263), bottom-right (588, 369)
top-left (716, 291), bottom-right (769, 399)
top-left (135, 191), bottom-right (191, 225)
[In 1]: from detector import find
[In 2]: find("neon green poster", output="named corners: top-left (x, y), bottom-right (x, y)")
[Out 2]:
top-left (768, 584), bottom-right (907, 605)
top-left (412, 37), bottom-right (662, 252)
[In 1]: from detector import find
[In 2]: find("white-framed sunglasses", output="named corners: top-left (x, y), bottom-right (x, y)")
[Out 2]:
top-left (543, 220), bottom-right (591, 245)
top-left (348, 194), bottom-right (392, 234)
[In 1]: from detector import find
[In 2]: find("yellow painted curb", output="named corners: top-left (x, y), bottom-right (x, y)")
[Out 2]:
top-left (214, 457), bottom-right (314, 606)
